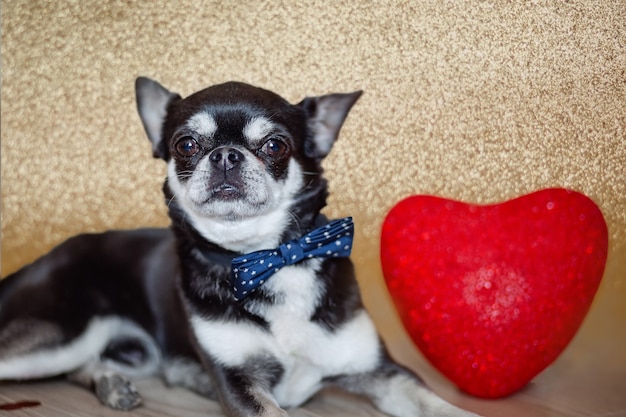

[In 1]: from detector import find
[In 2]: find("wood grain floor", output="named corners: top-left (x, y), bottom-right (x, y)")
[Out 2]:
top-left (2, 278), bottom-right (625, 417)
top-left (1, 340), bottom-right (625, 417)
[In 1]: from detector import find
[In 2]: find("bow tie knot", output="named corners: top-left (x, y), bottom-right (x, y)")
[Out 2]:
top-left (279, 241), bottom-right (305, 265)
top-left (231, 217), bottom-right (354, 301)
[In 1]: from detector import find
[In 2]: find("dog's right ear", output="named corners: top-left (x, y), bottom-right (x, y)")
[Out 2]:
top-left (298, 90), bottom-right (363, 160)
top-left (135, 77), bottom-right (181, 159)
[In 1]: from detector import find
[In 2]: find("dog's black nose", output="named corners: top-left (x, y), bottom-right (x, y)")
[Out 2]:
top-left (209, 147), bottom-right (244, 171)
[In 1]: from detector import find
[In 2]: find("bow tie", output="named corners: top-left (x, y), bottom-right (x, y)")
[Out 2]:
top-left (231, 217), bottom-right (354, 301)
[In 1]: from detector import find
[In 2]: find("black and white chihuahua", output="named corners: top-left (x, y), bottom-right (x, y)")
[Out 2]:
top-left (0, 78), bottom-right (479, 417)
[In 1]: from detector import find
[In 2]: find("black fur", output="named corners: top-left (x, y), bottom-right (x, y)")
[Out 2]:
top-left (311, 257), bottom-right (363, 331)
top-left (0, 229), bottom-right (195, 361)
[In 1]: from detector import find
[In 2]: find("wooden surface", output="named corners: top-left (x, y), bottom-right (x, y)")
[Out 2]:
top-left (1, 333), bottom-right (625, 417)
top-left (2, 254), bottom-right (625, 417)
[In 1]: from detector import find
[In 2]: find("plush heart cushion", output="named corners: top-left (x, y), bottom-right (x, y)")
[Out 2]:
top-left (381, 188), bottom-right (608, 398)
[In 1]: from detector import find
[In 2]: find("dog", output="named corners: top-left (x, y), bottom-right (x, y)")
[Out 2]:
top-left (0, 78), bottom-right (480, 417)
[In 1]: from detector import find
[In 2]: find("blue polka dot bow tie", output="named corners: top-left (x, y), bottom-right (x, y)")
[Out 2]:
top-left (231, 217), bottom-right (354, 301)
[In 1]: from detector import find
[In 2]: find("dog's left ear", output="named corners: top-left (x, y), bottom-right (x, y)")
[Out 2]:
top-left (298, 91), bottom-right (363, 159)
top-left (135, 77), bottom-right (182, 159)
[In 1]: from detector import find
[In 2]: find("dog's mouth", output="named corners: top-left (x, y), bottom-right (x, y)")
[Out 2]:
top-left (210, 183), bottom-right (243, 200)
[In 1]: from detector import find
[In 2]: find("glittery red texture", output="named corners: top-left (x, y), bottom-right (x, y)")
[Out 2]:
top-left (381, 188), bottom-right (608, 398)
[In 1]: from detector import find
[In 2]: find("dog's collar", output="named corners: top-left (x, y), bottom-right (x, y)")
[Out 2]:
top-left (190, 214), bottom-right (330, 268)
top-left (192, 245), bottom-right (238, 267)
top-left (231, 217), bottom-right (354, 301)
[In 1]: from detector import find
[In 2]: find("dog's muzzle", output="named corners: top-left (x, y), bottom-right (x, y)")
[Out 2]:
top-left (207, 147), bottom-right (247, 199)
top-left (209, 147), bottom-right (244, 171)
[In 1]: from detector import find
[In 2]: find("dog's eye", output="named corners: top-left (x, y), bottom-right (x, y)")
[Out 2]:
top-left (261, 139), bottom-right (288, 158)
top-left (175, 137), bottom-right (200, 157)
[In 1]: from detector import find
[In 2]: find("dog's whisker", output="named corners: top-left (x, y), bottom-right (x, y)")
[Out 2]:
top-left (166, 194), bottom-right (177, 209)
top-left (286, 209), bottom-right (304, 235)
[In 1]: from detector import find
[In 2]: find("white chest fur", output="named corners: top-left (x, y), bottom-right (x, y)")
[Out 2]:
top-left (190, 263), bottom-right (381, 408)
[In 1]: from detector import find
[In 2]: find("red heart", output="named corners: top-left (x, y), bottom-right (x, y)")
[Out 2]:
top-left (381, 188), bottom-right (608, 398)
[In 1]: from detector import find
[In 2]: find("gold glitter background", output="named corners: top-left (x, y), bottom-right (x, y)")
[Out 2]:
top-left (2, 0), bottom-right (625, 375)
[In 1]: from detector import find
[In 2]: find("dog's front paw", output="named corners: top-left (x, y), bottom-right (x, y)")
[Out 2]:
top-left (266, 409), bottom-right (289, 417)
top-left (94, 373), bottom-right (142, 410)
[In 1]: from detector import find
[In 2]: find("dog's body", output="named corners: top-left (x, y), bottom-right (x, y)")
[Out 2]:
top-left (0, 79), bottom-right (478, 417)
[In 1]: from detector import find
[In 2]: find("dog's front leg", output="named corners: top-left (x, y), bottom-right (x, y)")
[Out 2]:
top-left (329, 360), bottom-right (480, 417)
top-left (209, 361), bottom-right (288, 417)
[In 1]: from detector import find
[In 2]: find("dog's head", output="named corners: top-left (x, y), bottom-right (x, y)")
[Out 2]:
top-left (135, 78), bottom-right (361, 252)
